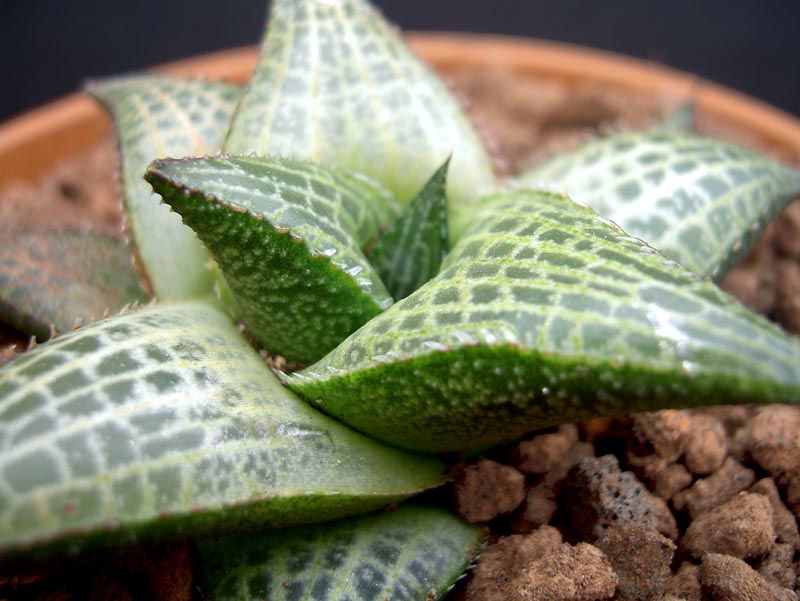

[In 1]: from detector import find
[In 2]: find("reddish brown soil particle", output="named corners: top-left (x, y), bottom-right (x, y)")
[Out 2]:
top-left (672, 457), bottom-right (756, 519)
top-left (562, 455), bottom-right (678, 541)
top-left (512, 439), bottom-right (595, 531)
top-left (454, 458), bottom-right (526, 522)
top-left (682, 414), bottom-right (727, 475)
top-left (631, 410), bottom-right (691, 463)
top-left (466, 528), bottom-right (618, 601)
top-left (681, 492), bottom-right (775, 560)
top-left (743, 407), bottom-right (800, 503)
top-left (627, 453), bottom-right (693, 502)
top-left (750, 477), bottom-right (800, 550)
top-left (700, 553), bottom-right (797, 601)
top-left (595, 523), bottom-right (675, 600)
top-left (757, 543), bottom-right (798, 590)
top-left (512, 423), bottom-right (579, 474)
top-left (665, 562), bottom-right (704, 601)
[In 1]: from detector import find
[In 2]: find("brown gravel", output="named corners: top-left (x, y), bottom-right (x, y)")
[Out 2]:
top-left (595, 523), bottom-right (675, 600)
top-left (700, 552), bottom-right (797, 601)
top-left (681, 492), bottom-right (775, 560)
top-left (751, 477), bottom-right (800, 549)
top-left (454, 458), bottom-right (526, 522)
top-left (466, 528), bottom-right (619, 601)
top-left (665, 562), bottom-right (704, 601)
top-left (561, 455), bottom-right (678, 541)
top-left (672, 457), bottom-right (756, 518)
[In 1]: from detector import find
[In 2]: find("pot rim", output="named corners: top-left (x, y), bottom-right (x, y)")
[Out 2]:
top-left (1, 32), bottom-right (798, 190)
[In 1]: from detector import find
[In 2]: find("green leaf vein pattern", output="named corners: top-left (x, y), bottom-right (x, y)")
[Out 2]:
top-left (288, 190), bottom-right (800, 452)
top-left (147, 156), bottom-right (398, 363)
top-left (516, 130), bottom-right (800, 279)
top-left (0, 302), bottom-right (444, 556)
top-left (224, 0), bottom-right (495, 221)
top-left (198, 505), bottom-right (482, 601)
top-left (370, 159), bottom-right (450, 300)
top-left (87, 76), bottom-right (241, 301)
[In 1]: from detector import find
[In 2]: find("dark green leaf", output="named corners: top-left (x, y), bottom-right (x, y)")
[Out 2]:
top-left (369, 159), bottom-right (450, 300)
top-left (286, 189), bottom-right (800, 452)
top-left (146, 156), bottom-right (398, 364)
top-left (0, 302), bottom-right (444, 559)
top-left (198, 505), bottom-right (482, 601)
top-left (0, 229), bottom-right (146, 339)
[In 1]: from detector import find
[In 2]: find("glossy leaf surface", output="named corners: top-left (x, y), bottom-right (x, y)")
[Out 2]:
top-left (370, 159), bottom-right (450, 300)
top-left (224, 0), bottom-right (495, 230)
top-left (516, 130), bottom-right (800, 279)
top-left (0, 229), bottom-right (146, 339)
top-left (87, 76), bottom-right (241, 300)
top-left (0, 302), bottom-right (444, 558)
top-left (147, 156), bottom-right (398, 364)
top-left (287, 190), bottom-right (800, 452)
top-left (198, 505), bottom-right (482, 601)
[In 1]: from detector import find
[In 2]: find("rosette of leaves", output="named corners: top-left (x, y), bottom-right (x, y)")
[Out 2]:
top-left (2, 0), bottom-right (800, 594)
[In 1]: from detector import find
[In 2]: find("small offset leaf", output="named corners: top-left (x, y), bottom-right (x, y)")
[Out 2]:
top-left (147, 156), bottom-right (398, 364)
top-left (0, 302), bottom-right (444, 559)
top-left (287, 190), bottom-right (800, 452)
top-left (0, 229), bottom-right (147, 339)
top-left (224, 0), bottom-right (495, 230)
top-left (369, 159), bottom-right (450, 300)
top-left (515, 129), bottom-right (800, 279)
top-left (87, 76), bottom-right (241, 301)
top-left (198, 505), bottom-right (482, 601)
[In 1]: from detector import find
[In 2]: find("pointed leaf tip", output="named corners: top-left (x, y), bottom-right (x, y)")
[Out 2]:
top-left (288, 189), bottom-right (800, 452)
top-left (225, 0), bottom-right (495, 222)
top-left (370, 158), bottom-right (450, 300)
top-left (146, 155), bottom-right (398, 363)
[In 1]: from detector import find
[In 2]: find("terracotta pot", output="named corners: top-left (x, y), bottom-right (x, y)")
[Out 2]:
top-left (1, 33), bottom-right (799, 192)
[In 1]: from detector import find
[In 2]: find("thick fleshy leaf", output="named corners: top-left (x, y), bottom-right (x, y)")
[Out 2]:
top-left (0, 302), bottom-right (444, 559)
top-left (286, 189), bottom-right (800, 452)
top-left (198, 505), bottom-right (482, 601)
top-left (87, 76), bottom-right (241, 301)
top-left (515, 130), bottom-right (800, 279)
top-left (369, 159), bottom-right (450, 300)
top-left (224, 0), bottom-right (495, 231)
top-left (146, 156), bottom-right (398, 364)
top-left (0, 229), bottom-right (146, 339)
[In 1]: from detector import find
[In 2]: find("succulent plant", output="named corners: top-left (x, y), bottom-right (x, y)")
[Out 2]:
top-left (2, 0), bottom-right (800, 596)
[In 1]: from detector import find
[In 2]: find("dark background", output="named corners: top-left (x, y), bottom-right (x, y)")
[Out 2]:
top-left (1, 1), bottom-right (799, 122)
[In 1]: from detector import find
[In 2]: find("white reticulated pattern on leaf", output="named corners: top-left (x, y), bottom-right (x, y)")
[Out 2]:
top-left (224, 0), bottom-right (495, 219)
top-left (0, 302), bottom-right (443, 552)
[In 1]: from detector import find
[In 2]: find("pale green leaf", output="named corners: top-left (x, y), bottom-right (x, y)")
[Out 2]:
top-left (198, 505), bottom-right (482, 601)
top-left (87, 76), bottom-right (241, 301)
top-left (224, 0), bottom-right (496, 233)
top-left (146, 156), bottom-right (398, 364)
top-left (0, 229), bottom-right (146, 339)
top-left (0, 302), bottom-right (444, 559)
top-left (515, 130), bottom-right (800, 279)
top-left (286, 189), bottom-right (800, 452)
top-left (370, 159), bottom-right (450, 300)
